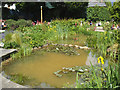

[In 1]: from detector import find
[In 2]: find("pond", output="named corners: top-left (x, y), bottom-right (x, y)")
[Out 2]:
top-left (3, 48), bottom-right (97, 88)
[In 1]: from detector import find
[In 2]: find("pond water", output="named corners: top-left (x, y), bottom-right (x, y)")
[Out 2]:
top-left (4, 49), bottom-right (97, 88)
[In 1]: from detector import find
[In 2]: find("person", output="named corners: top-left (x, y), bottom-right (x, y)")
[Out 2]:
top-left (96, 22), bottom-right (98, 26)
top-left (48, 22), bottom-right (50, 25)
top-left (80, 21), bottom-right (83, 26)
top-left (2, 20), bottom-right (7, 30)
top-left (117, 24), bottom-right (119, 29)
top-left (75, 23), bottom-right (77, 27)
top-left (32, 21), bottom-right (35, 26)
top-left (90, 21), bottom-right (92, 26)
top-left (98, 21), bottom-right (102, 26)
top-left (111, 24), bottom-right (114, 30)
top-left (2, 20), bottom-right (4, 28)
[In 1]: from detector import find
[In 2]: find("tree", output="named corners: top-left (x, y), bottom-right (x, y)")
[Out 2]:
top-left (2, 2), bottom-right (88, 21)
top-left (87, 5), bottom-right (111, 21)
top-left (110, 1), bottom-right (120, 22)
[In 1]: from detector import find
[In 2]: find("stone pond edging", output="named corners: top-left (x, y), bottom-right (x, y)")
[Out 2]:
top-left (0, 73), bottom-right (27, 88)
top-left (32, 43), bottom-right (91, 51)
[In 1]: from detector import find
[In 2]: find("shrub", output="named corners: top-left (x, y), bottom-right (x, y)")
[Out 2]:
top-left (5, 19), bottom-right (32, 30)
top-left (5, 19), bottom-right (17, 30)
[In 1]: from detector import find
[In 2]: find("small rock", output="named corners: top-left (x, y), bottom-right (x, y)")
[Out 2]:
top-left (34, 47), bottom-right (38, 50)
top-left (44, 44), bottom-right (48, 47)
top-left (79, 46), bottom-right (84, 49)
top-left (64, 44), bottom-right (68, 46)
top-left (57, 70), bottom-right (62, 73)
top-left (69, 44), bottom-right (73, 47)
top-left (39, 46), bottom-right (41, 49)
top-left (78, 69), bottom-right (84, 73)
top-left (68, 68), bottom-right (73, 71)
top-left (63, 71), bottom-right (68, 74)
top-left (56, 48), bottom-right (59, 50)
top-left (72, 70), bottom-right (75, 72)
top-left (83, 46), bottom-right (88, 49)
top-left (52, 43), bottom-right (57, 46)
top-left (84, 69), bottom-right (88, 72)
top-left (65, 68), bottom-right (69, 70)
top-left (75, 45), bottom-right (79, 48)
top-left (53, 72), bottom-right (57, 75)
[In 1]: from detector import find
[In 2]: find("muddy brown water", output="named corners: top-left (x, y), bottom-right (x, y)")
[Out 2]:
top-left (3, 49), bottom-right (96, 88)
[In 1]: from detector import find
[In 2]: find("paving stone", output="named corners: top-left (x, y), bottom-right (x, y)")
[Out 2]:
top-left (0, 48), bottom-right (17, 58)
top-left (0, 73), bottom-right (27, 88)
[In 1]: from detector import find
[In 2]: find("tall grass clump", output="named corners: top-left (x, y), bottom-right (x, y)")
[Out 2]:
top-left (75, 61), bottom-right (120, 88)
top-left (3, 32), bottom-right (22, 49)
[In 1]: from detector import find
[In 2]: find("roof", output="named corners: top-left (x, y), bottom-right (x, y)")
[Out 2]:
top-left (88, 2), bottom-right (106, 7)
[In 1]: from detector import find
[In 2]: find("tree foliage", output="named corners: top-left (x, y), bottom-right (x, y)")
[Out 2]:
top-left (110, 1), bottom-right (120, 22)
top-left (87, 5), bottom-right (111, 21)
top-left (2, 2), bottom-right (88, 21)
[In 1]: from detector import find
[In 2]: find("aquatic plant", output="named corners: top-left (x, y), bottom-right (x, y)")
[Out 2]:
top-left (74, 60), bottom-right (120, 88)
top-left (9, 73), bottom-right (32, 85)
top-left (46, 45), bottom-right (80, 56)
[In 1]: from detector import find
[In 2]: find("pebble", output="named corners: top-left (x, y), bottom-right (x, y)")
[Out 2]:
top-left (56, 48), bottom-right (59, 50)
top-left (34, 47), bottom-right (38, 50)
top-left (79, 46), bottom-right (84, 49)
top-left (39, 46), bottom-right (41, 49)
top-left (68, 68), bottom-right (73, 71)
top-left (64, 44), bottom-right (68, 46)
top-left (75, 45), bottom-right (79, 48)
top-left (43, 44), bottom-right (48, 47)
top-left (65, 68), bottom-right (69, 70)
top-left (84, 69), bottom-right (88, 72)
top-left (72, 70), bottom-right (75, 72)
top-left (83, 46), bottom-right (88, 49)
top-left (63, 71), bottom-right (68, 74)
top-left (69, 44), bottom-right (73, 47)
top-left (78, 69), bottom-right (84, 73)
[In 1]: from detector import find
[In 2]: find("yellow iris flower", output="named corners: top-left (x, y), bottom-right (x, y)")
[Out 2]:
top-left (98, 56), bottom-right (104, 65)
top-left (101, 68), bottom-right (104, 71)
top-left (101, 60), bottom-right (104, 64)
